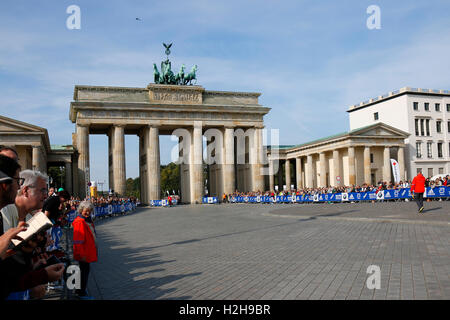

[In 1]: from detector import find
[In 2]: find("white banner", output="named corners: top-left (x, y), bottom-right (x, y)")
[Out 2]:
top-left (390, 159), bottom-right (400, 183)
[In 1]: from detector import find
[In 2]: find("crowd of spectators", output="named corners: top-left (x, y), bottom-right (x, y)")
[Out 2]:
top-left (68, 195), bottom-right (139, 212)
top-left (221, 175), bottom-right (449, 202)
top-left (0, 146), bottom-right (138, 300)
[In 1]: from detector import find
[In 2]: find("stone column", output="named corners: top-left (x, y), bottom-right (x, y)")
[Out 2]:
top-left (296, 157), bottom-right (302, 189)
top-left (398, 146), bottom-right (405, 181)
top-left (269, 158), bottom-right (275, 191)
top-left (65, 161), bottom-right (73, 195)
top-left (113, 125), bottom-right (126, 196)
top-left (223, 127), bottom-right (235, 195)
top-left (306, 154), bottom-right (313, 188)
top-left (252, 127), bottom-right (265, 192)
top-left (285, 159), bottom-right (291, 191)
top-left (348, 146), bottom-right (356, 186)
top-left (333, 150), bottom-right (340, 186)
top-left (190, 124), bottom-right (203, 203)
top-left (364, 146), bottom-right (371, 184)
top-left (147, 125), bottom-right (160, 200)
top-left (383, 146), bottom-right (391, 182)
top-left (319, 152), bottom-right (327, 187)
top-left (32, 146), bottom-right (42, 172)
top-left (76, 124), bottom-right (89, 198)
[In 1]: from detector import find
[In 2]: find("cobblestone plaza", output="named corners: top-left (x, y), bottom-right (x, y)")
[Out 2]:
top-left (87, 202), bottom-right (450, 300)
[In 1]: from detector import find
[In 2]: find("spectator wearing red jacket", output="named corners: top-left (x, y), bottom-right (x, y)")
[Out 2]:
top-left (73, 201), bottom-right (97, 299)
top-left (410, 171), bottom-right (426, 213)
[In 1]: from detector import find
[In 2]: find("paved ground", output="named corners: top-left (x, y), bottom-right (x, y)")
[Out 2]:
top-left (88, 201), bottom-right (450, 300)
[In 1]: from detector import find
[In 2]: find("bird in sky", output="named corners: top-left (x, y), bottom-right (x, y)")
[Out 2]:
top-left (136, 17), bottom-right (142, 21)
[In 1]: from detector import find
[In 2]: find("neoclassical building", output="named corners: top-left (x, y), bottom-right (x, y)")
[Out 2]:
top-left (266, 122), bottom-right (409, 190)
top-left (70, 84), bottom-right (270, 203)
top-left (0, 115), bottom-right (76, 194)
top-left (348, 87), bottom-right (450, 178)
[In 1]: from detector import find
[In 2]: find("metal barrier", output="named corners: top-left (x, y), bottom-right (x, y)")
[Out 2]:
top-left (67, 202), bottom-right (137, 223)
top-left (226, 187), bottom-right (450, 204)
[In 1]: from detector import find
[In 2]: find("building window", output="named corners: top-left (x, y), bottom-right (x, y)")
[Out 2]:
top-left (435, 103), bottom-right (440, 111)
top-left (424, 102), bottom-right (429, 111)
top-left (370, 153), bottom-right (374, 163)
top-left (416, 142), bottom-right (422, 158)
top-left (428, 168), bottom-right (433, 178)
top-left (436, 120), bottom-right (442, 133)
top-left (373, 112), bottom-right (379, 121)
top-left (447, 104), bottom-right (450, 112)
top-left (415, 119), bottom-right (419, 136)
top-left (426, 119), bottom-right (430, 136)
top-left (447, 121), bottom-right (450, 133)
top-left (439, 168), bottom-right (444, 174)
top-left (420, 119), bottom-right (425, 136)
top-left (427, 142), bottom-right (432, 158)
top-left (413, 102), bottom-right (419, 110)
top-left (438, 142), bottom-right (443, 158)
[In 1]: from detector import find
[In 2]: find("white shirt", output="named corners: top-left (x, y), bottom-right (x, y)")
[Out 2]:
top-left (1, 204), bottom-right (19, 232)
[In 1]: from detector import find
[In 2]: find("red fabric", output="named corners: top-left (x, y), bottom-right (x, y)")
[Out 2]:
top-left (72, 216), bottom-right (98, 263)
top-left (410, 173), bottom-right (426, 193)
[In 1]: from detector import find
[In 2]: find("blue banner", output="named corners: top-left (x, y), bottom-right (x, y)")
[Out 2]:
top-left (202, 197), bottom-right (218, 204)
top-left (208, 187), bottom-right (450, 205)
top-left (67, 201), bottom-right (137, 223)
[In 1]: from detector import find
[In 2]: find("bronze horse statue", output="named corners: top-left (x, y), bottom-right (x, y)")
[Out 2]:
top-left (183, 65), bottom-right (198, 85)
top-left (153, 63), bottom-right (160, 83)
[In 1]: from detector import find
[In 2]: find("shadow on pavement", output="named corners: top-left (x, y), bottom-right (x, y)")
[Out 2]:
top-left (89, 212), bottom-right (201, 300)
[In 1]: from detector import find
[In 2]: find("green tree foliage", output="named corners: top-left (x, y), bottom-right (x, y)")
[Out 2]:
top-left (160, 162), bottom-right (180, 197)
top-left (125, 177), bottom-right (140, 198)
top-left (47, 166), bottom-right (65, 190)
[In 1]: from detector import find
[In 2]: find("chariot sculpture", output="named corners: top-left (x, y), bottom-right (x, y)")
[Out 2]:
top-left (153, 43), bottom-right (198, 85)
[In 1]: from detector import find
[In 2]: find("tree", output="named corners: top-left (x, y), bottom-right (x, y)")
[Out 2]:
top-left (160, 162), bottom-right (180, 197)
top-left (125, 177), bottom-right (140, 198)
top-left (48, 166), bottom-right (65, 190)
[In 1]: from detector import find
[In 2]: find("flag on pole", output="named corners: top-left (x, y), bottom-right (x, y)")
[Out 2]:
top-left (390, 159), bottom-right (400, 183)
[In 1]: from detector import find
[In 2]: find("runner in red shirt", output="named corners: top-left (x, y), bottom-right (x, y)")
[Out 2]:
top-left (410, 171), bottom-right (426, 213)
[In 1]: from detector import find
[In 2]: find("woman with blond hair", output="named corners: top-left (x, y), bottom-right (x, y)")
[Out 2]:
top-left (72, 201), bottom-right (97, 299)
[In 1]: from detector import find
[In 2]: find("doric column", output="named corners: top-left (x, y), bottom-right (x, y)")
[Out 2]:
top-left (306, 154), bottom-right (313, 188)
top-left (190, 123), bottom-right (203, 203)
top-left (32, 146), bottom-right (42, 172)
top-left (398, 146), bottom-right (405, 182)
top-left (364, 146), bottom-right (371, 184)
top-left (113, 125), bottom-right (126, 196)
top-left (348, 146), bottom-right (356, 186)
top-left (269, 158), bottom-right (275, 191)
top-left (333, 150), bottom-right (340, 186)
top-left (296, 157), bottom-right (302, 189)
top-left (76, 124), bottom-right (89, 198)
top-left (383, 146), bottom-right (391, 182)
top-left (319, 152), bottom-right (327, 187)
top-left (223, 127), bottom-right (235, 195)
top-left (285, 159), bottom-right (291, 190)
top-left (147, 125), bottom-right (160, 200)
top-left (252, 127), bottom-right (265, 192)
top-left (65, 161), bottom-right (73, 195)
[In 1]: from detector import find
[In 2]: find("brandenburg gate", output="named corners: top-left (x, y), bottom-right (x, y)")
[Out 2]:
top-left (70, 83), bottom-right (270, 203)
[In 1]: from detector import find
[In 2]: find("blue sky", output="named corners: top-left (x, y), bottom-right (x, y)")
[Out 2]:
top-left (1, 0), bottom-right (450, 189)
